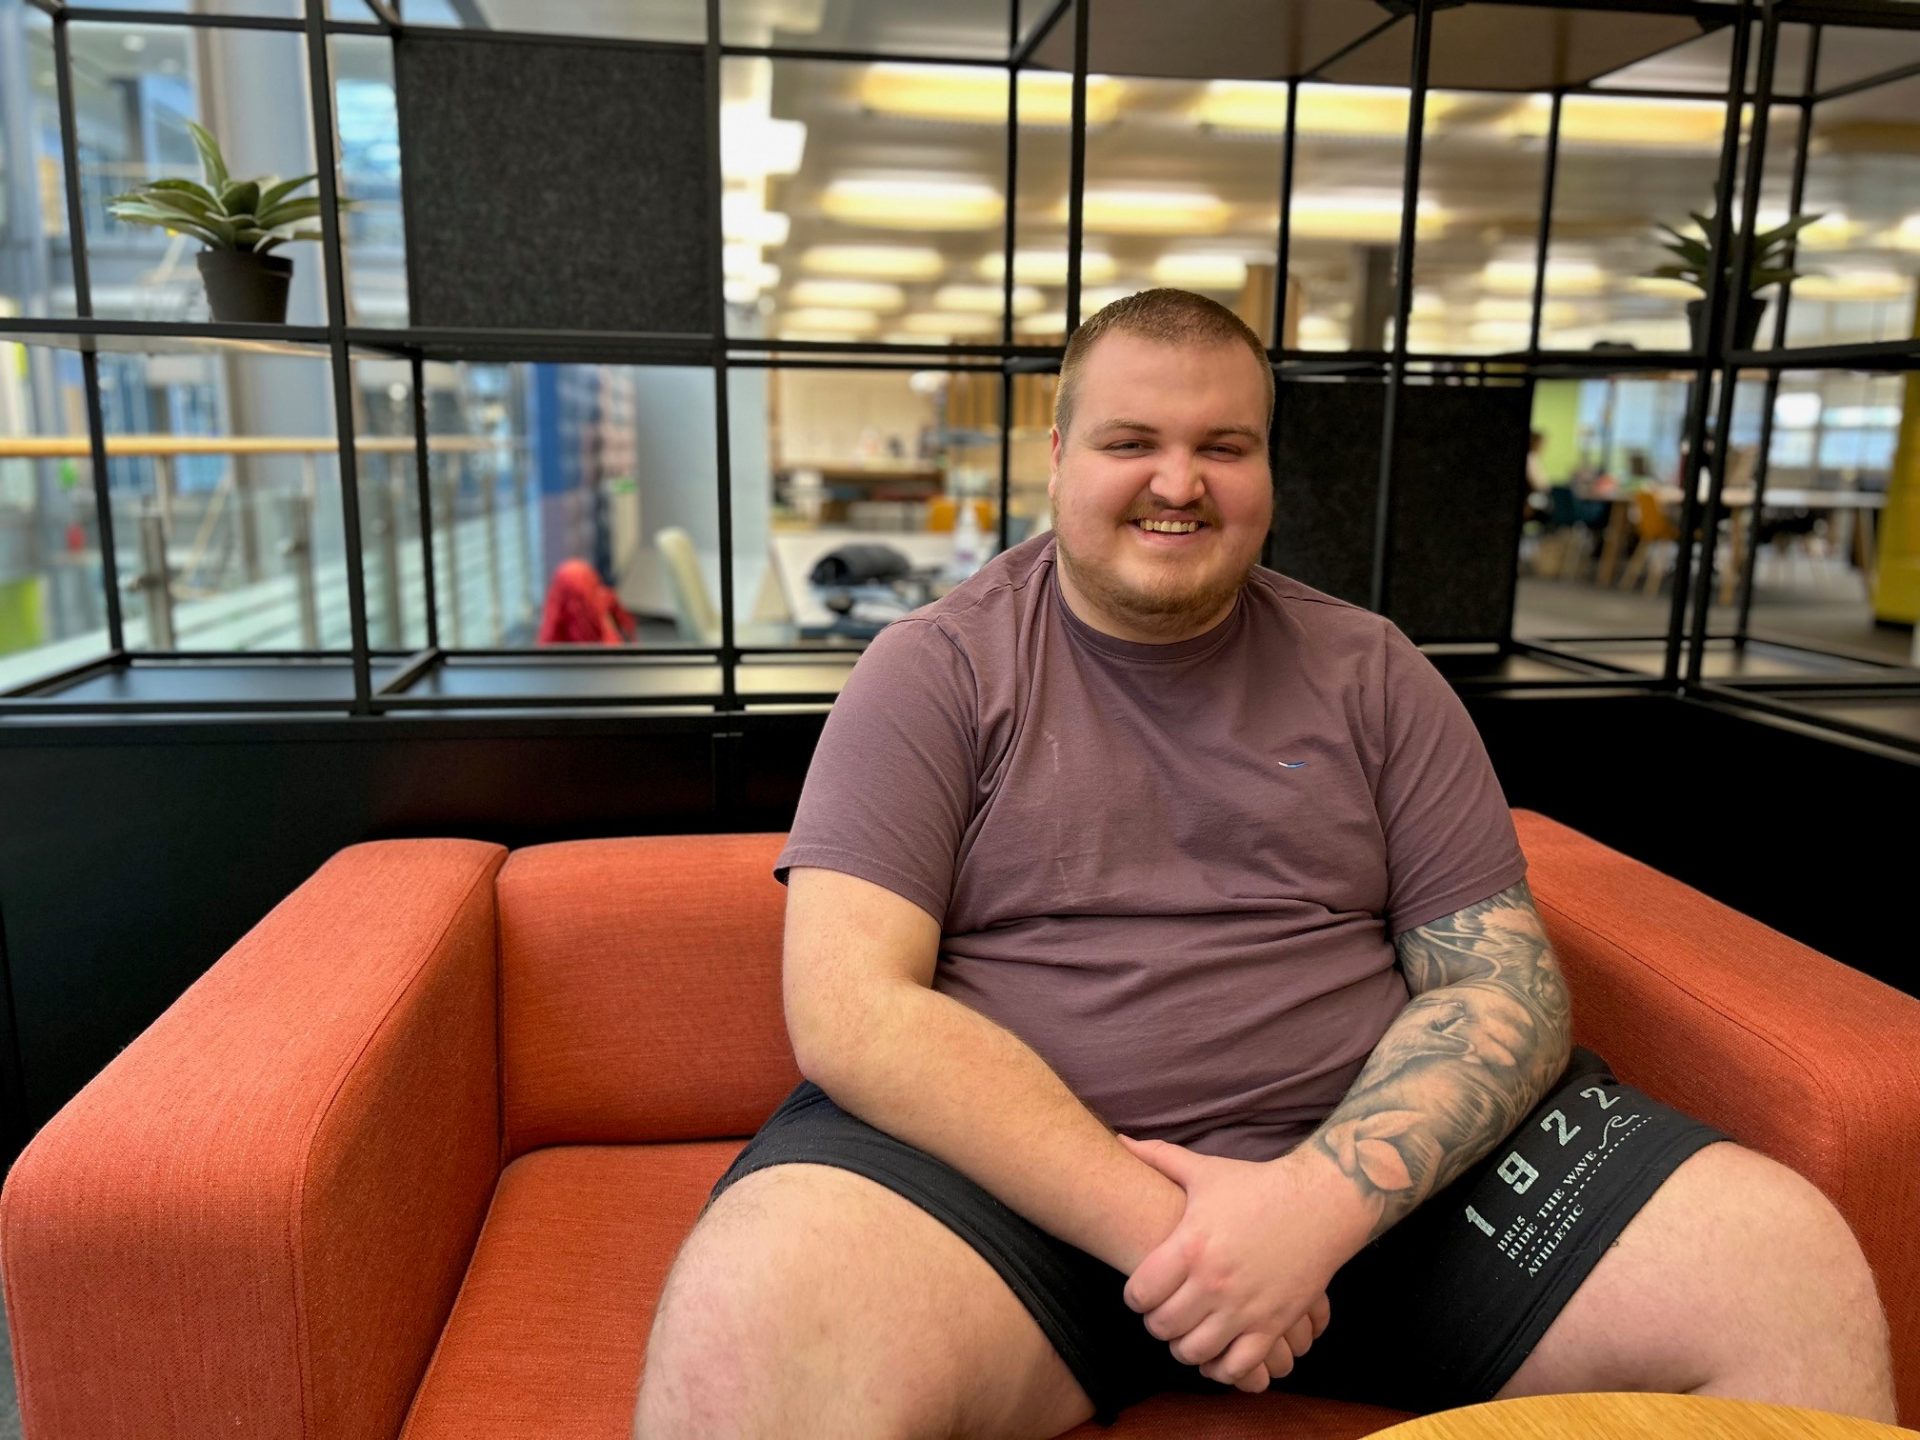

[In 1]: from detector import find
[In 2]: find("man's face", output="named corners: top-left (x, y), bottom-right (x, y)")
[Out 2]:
top-left (1048, 331), bottom-right (1273, 643)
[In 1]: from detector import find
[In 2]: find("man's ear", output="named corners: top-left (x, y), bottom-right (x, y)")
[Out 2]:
top-left (1048, 426), bottom-right (1061, 503)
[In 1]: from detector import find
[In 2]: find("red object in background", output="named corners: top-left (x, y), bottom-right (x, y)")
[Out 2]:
top-left (537, 559), bottom-right (636, 645)
top-left (65, 523), bottom-right (86, 553)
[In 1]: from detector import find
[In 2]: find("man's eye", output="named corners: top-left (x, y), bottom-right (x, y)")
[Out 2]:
top-left (1108, 441), bottom-right (1146, 453)
top-left (1208, 446), bottom-right (1244, 458)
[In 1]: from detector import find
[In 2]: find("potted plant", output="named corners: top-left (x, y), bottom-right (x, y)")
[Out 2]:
top-left (106, 121), bottom-right (347, 325)
top-left (1645, 209), bottom-right (1822, 351)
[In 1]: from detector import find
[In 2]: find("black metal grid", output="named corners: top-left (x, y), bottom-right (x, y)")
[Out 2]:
top-left (0, 0), bottom-right (1916, 754)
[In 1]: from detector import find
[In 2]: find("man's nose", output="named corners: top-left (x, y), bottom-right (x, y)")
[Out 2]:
top-left (1149, 452), bottom-right (1208, 508)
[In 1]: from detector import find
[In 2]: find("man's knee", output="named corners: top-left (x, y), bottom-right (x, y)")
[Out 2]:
top-left (634, 1165), bottom-right (964, 1440)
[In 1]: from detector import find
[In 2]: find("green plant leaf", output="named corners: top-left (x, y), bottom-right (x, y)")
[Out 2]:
top-left (1688, 209), bottom-right (1717, 237)
top-left (1643, 264), bottom-right (1702, 284)
top-left (218, 179), bottom-right (261, 217)
top-left (106, 205), bottom-right (224, 247)
top-left (256, 173), bottom-right (317, 212)
top-left (144, 187), bottom-right (224, 223)
top-left (148, 177), bottom-right (221, 208)
top-left (1749, 267), bottom-right (1802, 290)
top-left (1658, 238), bottom-right (1710, 266)
top-left (256, 196), bottom-right (324, 229)
top-left (1753, 212), bottom-right (1824, 253)
top-left (185, 120), bottom-right (229, 191)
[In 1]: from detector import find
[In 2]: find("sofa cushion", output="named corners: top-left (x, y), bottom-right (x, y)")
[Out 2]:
top-left (497, 834), bottom-right (800, 1159)
top-left (399, 1142), bottom-right (1414, 1438)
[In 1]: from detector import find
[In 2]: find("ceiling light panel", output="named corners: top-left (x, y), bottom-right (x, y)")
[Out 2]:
top-left (822, 179), bottom-right (1004, 230)
top-left (786, 280), bottom-right (907, 311)
top-left (799, 245), bottom-right (947, 280)
top-left (858, 65), bottom-right (1122, 127)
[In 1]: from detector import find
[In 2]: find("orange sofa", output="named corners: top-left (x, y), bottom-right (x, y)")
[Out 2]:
top-left (3, 810), bottom-right (1917, 1438)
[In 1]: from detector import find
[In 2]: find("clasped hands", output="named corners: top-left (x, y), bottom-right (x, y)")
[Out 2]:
top-left (1117, 1134), bottom-right (1345, 1393)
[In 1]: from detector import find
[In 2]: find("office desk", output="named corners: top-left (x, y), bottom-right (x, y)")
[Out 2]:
top-left (1590, 486), bottom-right (1886, 600)
top-left (753, 529), bottom-right (961, 634)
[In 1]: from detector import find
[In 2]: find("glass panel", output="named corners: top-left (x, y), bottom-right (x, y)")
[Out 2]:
top-left (1781, 74), bottom-right (1920, 351)
top-left (3, 6), bottom-right (79, 320)
top-left (1401, 89), bottom-right (1549, 357)
top-left (727, 364), bottom-right (1008, 649)
top-left (1289, 82), bottom-right (1411, 353)
top-left (724, 0), bottom-right (1007, 61)
top-left (68, 20), bottom-right (331, 327)
top-left (96, 347), bottom-right (351, 652)
top-left (354, 356), bottom-right (427, 650)
top-left (1010, 41), bottom-right (1074, 344)
top-left (726, 56), bottom-right (1011, 345)
top-left (1713, 370), bottom-right (1912, 671)
top-left (1515, 368), bottom-right (1702, 661)
top-left (1538, 94), bottom-right (1740, 353)
top-left (1078, 67), bottom-right (1282, 342)
top-left (0, 333), bottom-right (110, 690)
top-left (332, 35), bottom-right (408, 328)
top-left (427, 361), bottom-right (718, 652)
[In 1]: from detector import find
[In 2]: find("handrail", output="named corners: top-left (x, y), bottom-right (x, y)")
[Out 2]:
top-left (0, 435), bottom-right (512, 458)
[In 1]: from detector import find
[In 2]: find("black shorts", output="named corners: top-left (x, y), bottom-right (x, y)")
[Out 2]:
top-left (705, 1046), bottom-right (1731, 1425)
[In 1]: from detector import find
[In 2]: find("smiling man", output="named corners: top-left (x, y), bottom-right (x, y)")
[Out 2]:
top-left (634, 291), bottom-right (1895, 1439)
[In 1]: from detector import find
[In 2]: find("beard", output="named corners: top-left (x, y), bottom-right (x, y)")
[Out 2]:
top-left (1050, 493), bottom-right (1263, 641)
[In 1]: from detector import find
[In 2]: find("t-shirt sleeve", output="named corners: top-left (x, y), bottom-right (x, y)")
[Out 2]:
top-left (773, 617), bottom-right (978, 925)
top-left (1375, 622), bottom-right (1529, 936)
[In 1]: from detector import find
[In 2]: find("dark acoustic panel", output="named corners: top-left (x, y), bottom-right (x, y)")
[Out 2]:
top-left (1270, 380), bottom-right (1384, 611)
top-left (1269, 379), bottom-right (1530, 643)
top-left (394, 35), bottom-right (711, 333)
top-left (1389, 383), bottom-right (1531, 641)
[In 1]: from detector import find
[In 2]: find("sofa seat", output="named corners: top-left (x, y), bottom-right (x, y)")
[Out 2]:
top-left (401, 1141), bottom-right (1415, 1439)
top-left (6, 814), bottom-right (1918, 1436)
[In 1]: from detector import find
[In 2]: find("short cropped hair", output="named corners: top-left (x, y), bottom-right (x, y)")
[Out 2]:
top-left (1052, 288), bottom-right (1275, 440)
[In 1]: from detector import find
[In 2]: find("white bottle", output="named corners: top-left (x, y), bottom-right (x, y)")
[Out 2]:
top-left (949, 498), bottom-right (985, 581)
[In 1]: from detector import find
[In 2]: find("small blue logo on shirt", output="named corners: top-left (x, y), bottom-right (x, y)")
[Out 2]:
top-left (1277, 760), bottom-right (1308, 769)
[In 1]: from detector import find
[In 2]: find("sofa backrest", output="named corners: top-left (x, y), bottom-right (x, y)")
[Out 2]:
top-left (496, 833), bottom-right (798, 1160)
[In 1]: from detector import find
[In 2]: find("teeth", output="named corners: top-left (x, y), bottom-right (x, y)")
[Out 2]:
top-left (1138, 520), bottom-right (1200, 533)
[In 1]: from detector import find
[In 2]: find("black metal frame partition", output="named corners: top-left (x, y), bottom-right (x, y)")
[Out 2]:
top-left (1, 0), bottom-right (1917, 752)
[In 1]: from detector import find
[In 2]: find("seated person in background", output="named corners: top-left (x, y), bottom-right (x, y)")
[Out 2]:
top-left (1523, 428), bottom-right (1551, 515)
top-left (536, 558), bottom-right (635, 645)
top-left (635, 289), bottom-right (1896, 1438)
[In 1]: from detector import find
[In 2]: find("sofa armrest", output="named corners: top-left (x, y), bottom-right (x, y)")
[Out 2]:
top-left (1513, 810), bottom-right (1920, 1423)
top-left (1, 838), bottom-right (507, 1440)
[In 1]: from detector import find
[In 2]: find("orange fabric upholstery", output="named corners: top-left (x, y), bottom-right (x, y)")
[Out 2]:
top-left (496, 834), bottom-right (798, 1161)
top-left (0, 839), bottom-right (507, 1440)
top-left (1515, 810), bottom-right (1920, 1426)
top-left (5, 813), bottom-right (1916, 1437)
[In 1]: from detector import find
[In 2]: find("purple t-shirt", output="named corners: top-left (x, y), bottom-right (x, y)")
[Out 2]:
top-left (776, 532), bottom-right (1528, 1161)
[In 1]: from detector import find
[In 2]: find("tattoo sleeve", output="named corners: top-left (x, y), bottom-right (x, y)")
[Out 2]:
top-left (1309, 878), bottom-right (1573, 1244)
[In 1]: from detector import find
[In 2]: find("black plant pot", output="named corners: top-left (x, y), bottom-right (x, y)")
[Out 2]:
top-left (196, 249), bottom-right (294, 325)
top-left (1685, 296), bottom-right (1767, 352)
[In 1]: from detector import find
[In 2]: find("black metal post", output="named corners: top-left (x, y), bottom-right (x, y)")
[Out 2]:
top-left (706, 0), bottom-right (737, 709)
top-left (1686, 0), bottom-right (1779, 685)
top-left (1526, 91), bottom-right (1564, 356)
top-left (409, 353), bottom-right (441, 649)
top-left (1661, 0), bottom-right (1753, 689)
top-left (1064, 0), bottom-right (1087, 335)
top-left (303, 0), bottom-right (374, 710)
top-left (1735, 22), bottom-right (1820, 642)
top-left (1271, 79), bottom-right (1299, 350)
top-left (1370, 0), bottom-right (1433, 618)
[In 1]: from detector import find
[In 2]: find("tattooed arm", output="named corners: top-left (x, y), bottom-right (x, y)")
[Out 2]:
top-left (1307, 878), bottom-right (1573, 1245)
